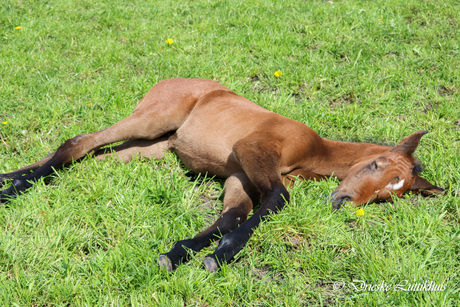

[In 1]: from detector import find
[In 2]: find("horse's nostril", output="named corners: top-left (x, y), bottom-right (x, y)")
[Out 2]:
top-left (331, 193), bottom-right (352, 210)
top-left (339, 195), bottom-right (352, 202)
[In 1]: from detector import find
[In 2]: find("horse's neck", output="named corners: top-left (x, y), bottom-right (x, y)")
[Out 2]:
top-left (317, 138), bottom-right (391, 180)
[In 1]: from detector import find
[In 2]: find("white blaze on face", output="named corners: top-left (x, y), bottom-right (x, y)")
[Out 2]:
top-left (385, 179), bottom-right (405, 191)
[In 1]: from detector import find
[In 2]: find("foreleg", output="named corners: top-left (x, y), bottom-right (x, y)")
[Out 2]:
top-left (203, 135), bottom-right (290, 272)
top-left (282, 169), bottom-right (325, 188)
top-left (158, 173), bottom-right (259, 272)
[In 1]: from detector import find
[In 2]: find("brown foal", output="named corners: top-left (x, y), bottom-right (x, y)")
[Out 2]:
top-left (0, 78), bottom-right (443, 272)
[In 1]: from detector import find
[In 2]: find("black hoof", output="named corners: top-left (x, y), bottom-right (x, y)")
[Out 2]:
top-left (203, 256), bottom-right (219, 273)
top-left (158, 254), bottom-right (174, 272)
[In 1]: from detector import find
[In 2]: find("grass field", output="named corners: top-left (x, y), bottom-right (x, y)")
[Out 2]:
top-left (1, 0), bottom-right (459, 305)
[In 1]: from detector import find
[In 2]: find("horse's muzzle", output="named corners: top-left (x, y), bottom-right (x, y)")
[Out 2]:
top-left (330, 191), bottom-right (352, 210)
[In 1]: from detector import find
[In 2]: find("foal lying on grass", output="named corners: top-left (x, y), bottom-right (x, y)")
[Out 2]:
top-left (0, 78), bottom-right (443, 272)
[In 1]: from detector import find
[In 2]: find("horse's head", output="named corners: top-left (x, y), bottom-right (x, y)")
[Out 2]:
top-left (331, 131), bottom-right (444, 209)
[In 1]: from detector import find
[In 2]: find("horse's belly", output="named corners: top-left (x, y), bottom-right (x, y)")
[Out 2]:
top-left (170, 129), bottom-right (240, 178)
top-left (169, 92), bottom-right (271, 177)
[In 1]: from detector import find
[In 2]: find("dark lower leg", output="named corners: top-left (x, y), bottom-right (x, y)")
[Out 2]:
top-left (159, 173), bottom-right (257, 271)
top-left (0, 153), bottom-right (68, 202)
top-left (159, 207), bottom-right (248, 271)
top-left (0, 152), bottom-right (55, 186)
top-left (204, 186), bottom-right (289, 272)
top-left (0, 134), bottom-right (94, 202)
top-left (0, 168), bottom-right (39, 186)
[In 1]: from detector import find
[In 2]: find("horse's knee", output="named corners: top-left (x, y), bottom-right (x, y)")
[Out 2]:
top-left (223, 173), bottom-right (259, 211)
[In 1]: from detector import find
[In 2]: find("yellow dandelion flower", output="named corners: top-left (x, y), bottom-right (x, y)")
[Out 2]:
top-left (379, 19), bottom-right (384, 24)
top-left (2, 121), bottom-right (7, 125)
top-left (15, 26), bottom-right (22, 30)
top-left (88, 103), bottom-right (92, 107)
top-left (388, 215), bottom-right (392, 220)
top-left (356, 208), bottom-right (365, 216)
top-left (166, 38), bottom-right (174, 45)
top-left (274, 70), bottom-right (283, 77)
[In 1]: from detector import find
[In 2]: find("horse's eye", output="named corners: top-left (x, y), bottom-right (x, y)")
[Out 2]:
top-left (394, 176), bottom-right (400, 182)
top-left (370, 161), bottom-right (378, 170)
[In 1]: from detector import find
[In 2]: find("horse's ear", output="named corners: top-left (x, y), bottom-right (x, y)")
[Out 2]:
top-left (390, 130), bottom-right (429, 156)
top-left (410, 175), bottom-right (444, 196)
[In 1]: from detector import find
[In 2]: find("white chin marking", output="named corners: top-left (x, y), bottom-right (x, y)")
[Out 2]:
top-left (385, 179), bottom-right (405, 191)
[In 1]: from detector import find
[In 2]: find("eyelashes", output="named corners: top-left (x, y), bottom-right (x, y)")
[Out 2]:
top-left (370, 161), bottom-right (378, 170)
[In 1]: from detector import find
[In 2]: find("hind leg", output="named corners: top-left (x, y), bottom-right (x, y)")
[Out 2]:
top-left (0, 152), bottom-right (55, 186)
top-left (0, 105), bottom-right (192, 202)
top-left (0, 79), bottom-right (227, 202)
top-left (0, 118), bottom-right (128, 201)
top-left (93, 136), bottom-right (171, 162)
top-left (158, 173), bottom-right (259, 271)
top-left (0, 136), bottom-right (171, 187)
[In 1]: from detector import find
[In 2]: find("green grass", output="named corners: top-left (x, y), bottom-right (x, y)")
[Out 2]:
top-left (1, 0), bottom-right (459, 305)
